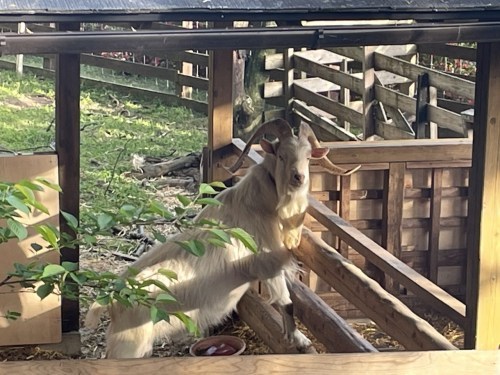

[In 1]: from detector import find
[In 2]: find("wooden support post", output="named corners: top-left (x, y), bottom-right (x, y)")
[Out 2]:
top-left (55, 22), bottom-right (80, 333)
top-left (339, 58), bottom-right (351, 131)
top-left (428, 168), bottom-right (443, 283)
top-left (178, 21), bottom-right (193, 99)
top-left (206, 22), bottom-right (234, 183)
top-left (362, 46), bottom-right (376, 138)
top-left (381, 162), bottom-right (405, 294)
top-left (465, 42), bottom-right (500, 350)
top-left (283, 48), bottom-right (295, 124)
top-left (15, 22), bottom-right (25, 76)
top-left (415, 73), bottom-right (430, 139)
top-left (339, 175), bottom-right (351, 258)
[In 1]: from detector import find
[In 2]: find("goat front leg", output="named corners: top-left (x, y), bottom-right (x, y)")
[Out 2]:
top-left (262, 273), bottom-right (312, 352)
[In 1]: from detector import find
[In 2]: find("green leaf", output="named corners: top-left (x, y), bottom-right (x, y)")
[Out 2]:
top-left (150, 305), bottom-right (169, 324)
top-left (127, 266), bottom-right (140, 277)
top-left (14, 184), bottom-right (35, 201)
top-left (196, 197), bottom-right (223, 206)
top-left (83, 234), bottom-right (97, 245)
top-left (97, 213), bottom-right (113, 230)
top-left (158, 268), bottom-right (177, 281)
top-left (209, 181), bottom-right (227, 189)
top-left (35, 178), bottom-right (62, 192)
top-left (207, 238), bottom-right (229, 248)
top-left (17, 180), bottom-right (44, 192)
top-left (5, 310), bottom-right (22, 320)
top-left (199, 183), bottom-right (218, 195)
top-left (36, 283), bottom-right (54, 300)
top-left (152, 231), bottom-right (167, 243)
top-left (175, 240), bottom-right (205, 257)
top-left (173, 312), bottom-right (198, 335)
top-left (36, 225), bottom-right (59, 249)
top-left (119, 204), bottom-right (137, 216)
top-left (148, 201), bottom-right (174, 219)
top-left (176, 194), bottom-right (192, 207)
top-left (228, 228), bottom-right (258, 253)
top-left (69, 272), bottom-right (87, 286)
top-left (208, 229), bottom-right (231, 244)
top-left (155, 293), bottom-right (176, 304)
top-left (61, 261), bottom-right (78, 272)
top-left (30, 199), bottom-right (50, 215)
top-left (96, 294), bottom-right (111, 306)
top-left (61, 211), bottom-right (78, 229)
top-left (6, 195), bottom-right (30, 215)
top-left (7, 218), bottom-right (28, 240)
top-left (41, 264), bottom-right (66, 278)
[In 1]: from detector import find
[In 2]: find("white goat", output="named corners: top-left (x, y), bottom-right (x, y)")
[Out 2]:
top-left (85, 119), bottom-right (359, 359)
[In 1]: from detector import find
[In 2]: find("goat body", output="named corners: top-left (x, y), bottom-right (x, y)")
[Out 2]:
top-left (85, 120), bottom-right (355, 358)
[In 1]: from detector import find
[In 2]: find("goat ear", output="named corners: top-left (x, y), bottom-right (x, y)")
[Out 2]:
top-left (311, 147), bottom-right (329, 159)
top-left (260, 138), bottom-right (276, 154)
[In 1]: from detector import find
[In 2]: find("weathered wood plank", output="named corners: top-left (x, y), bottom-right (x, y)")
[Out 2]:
top-left (376, 121), bottom-right (415, 140)
top-left (465, 41), bottom-right (500, 350)
top-left (374, 52), bottom-right (475, 100)
top-left (0, 351), bottom-right (498, 374)
top-left (307, 197), bottom-right (466, 326)
top-left (291, 100), bottom-right (358, 141)
top-left (429, 169), bottom-right (443, 282)
top-left (418, 43), bottom-right (477, 61)
top-left (293, 53), bottom-right (363, 94)
top-left (339, 175), bottom-right (351, 258)
top-left (362, 46), bottom-right (377, 138)
top-left (289, 279), bottom-right (377, 353)
top-left (382, 162), bottom-right (405, 293)
top-left (296, 230), bottom-right (456, 350)
top-left (294, 83), bottom-right (364, 128)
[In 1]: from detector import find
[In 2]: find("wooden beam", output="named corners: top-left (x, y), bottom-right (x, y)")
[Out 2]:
top-left (465, 41), bottom-right (500, 350)
top-left (429, 169), bottom-right (443, 283)
top-left (288, 279), bottom-right (377, 353)
top-left (237, 289), bottom-right (300, 354)
top-left (206, 47), bottom-right (234, 182)
top-left (55, 21), bottom-right (80, 333)
top-left (296, 230), bottom-right (456, 350)
top-left (1, 351), bottom-right (498, 374)
top-left (418, 43), bottom-right (477, 61)
top-left (362, 46), bottom-right (376, 138)
top-left (307, 197), bottom-right (466, 326)
top-left (374, 52), bottom-right (475, 100)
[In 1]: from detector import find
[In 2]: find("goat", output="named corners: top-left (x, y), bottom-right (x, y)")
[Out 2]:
top-left (85, 119), bottom-right (360, 359)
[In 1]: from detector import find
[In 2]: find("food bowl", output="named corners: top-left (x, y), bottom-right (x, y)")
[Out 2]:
top-left (189, 335), bottom-right (246, 356)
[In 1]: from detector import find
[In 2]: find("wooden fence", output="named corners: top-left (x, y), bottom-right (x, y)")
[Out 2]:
top-left (0, 22), bottom-right (209, 113)
top-left (264, 43), bottom-right (476, 140)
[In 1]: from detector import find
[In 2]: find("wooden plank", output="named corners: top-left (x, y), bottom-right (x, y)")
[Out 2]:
top-left (291, 100), bottom-right (358, 141)
top-left (329, 47), bottom-right (364, 62)
top-left (375, 70), bottom-right (412, 86)
top-left (375, 85), bottom-right (464, 134)
top-left (362, 46), bottom-right (376, 138)
top-left (263, 81), bottom-right (283, 99)
top-left (293, 54), bottom-right (363, 94)
top-left (0, 155), bottom-right (61, 346)
top-left (55, 21), bottom-right (80, 333)
top-left (429, 169), bottom-right (443, 282)
top-left (283, 48), bottom-right (294, 121)
top-left (374, 52), bottom-right (475, 100)
top-left (376, 121), bottom-right (415, 140)
top-left (289, 279), bottom-right (377, 353)
top-left (418, 43), bottom-right (477, 61)
top-left (294, 77), bottom-right (340, 93)
top-left (237, 289), bottom-right (299, 354)
top-left (296, 230), bottom-right (456, 350)
top-left (465, 42), bottom-right (500, 350)
top-left (382, 163), bottom-right (405, 293)
top-left (294, 49), bottom-right (353, 65)
top-left (339, 175), bottom-right (351, 258)
top-left (206, 47), bottom-right (233, 182)
top-left (307, 197), bottom-right (466, 326)
top-left (294, 84), bottom-right (364, 129)
top-left (415, 73), bottom-right (430, 138)
top-left (1, 351), bottom-right (498, 374)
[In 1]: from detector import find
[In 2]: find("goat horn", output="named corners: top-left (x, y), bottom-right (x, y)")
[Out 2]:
top-left (228, 118), bottom-right (293, 173)
top-left (299, 122), bottom-right (361, 176)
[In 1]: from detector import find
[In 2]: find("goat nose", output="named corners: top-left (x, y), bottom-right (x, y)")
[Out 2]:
top-left (294, 173), bottom-right (305, 184)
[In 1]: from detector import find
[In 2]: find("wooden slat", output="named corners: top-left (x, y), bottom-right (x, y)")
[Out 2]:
top-left (374, 52), bottom-right (475, 100)
top-left (289, 279), bottom-right (377, 353)
top-left (293, 53), bottom-right (364, 94)
top-left (362, 46), bottom-right (377, 138)
top-left (296, 230), bottom-right (457, 350)
top-left (382, 163), bottom-right (405, 293)
top-left (429, 169), bottom-right (443, 282)
top-left (374, 85), bottom-right (465, 134)
top-left (339, 176), bottom-right (351, 258)
top-left (1, 351), bottom-right (498, 374)
top-left (294, 83), bottom-right (364, 128)
top-left (418, 43), bottom-right (477, 61)
top-left (291, 100), bottom-right (358, 141)
top-left (237, 290), bottom-right (300, 354)
top-left (465, 41), bottom-right (500, 350)
top-left (307, 197), bottom-right (466, 326)
top-left (329, 46), bottom-right (364, 62)
top-left (376, 121), bottom-right (415, 140)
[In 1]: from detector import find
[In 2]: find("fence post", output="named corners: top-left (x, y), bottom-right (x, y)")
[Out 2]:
top-left (15, 22), bottom-right (25, 76)
top-left (362, 46), bottom-right (376, 138)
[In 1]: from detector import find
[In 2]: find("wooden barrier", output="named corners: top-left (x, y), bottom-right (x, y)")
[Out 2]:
top-left (0, 351), bottom-right (497, 374)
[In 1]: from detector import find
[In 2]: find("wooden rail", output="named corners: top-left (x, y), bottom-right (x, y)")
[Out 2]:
top-left (0, 351), bottom-right (497, 374)
top-left (296, 229), bottom-right (457, 350)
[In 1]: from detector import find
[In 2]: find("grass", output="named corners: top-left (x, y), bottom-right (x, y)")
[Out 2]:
top-left (0, 68), bottom-right (207, 229)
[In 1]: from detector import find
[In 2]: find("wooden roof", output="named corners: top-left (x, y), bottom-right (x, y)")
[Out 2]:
top-left (1, 0), bottom-right (500, 22)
